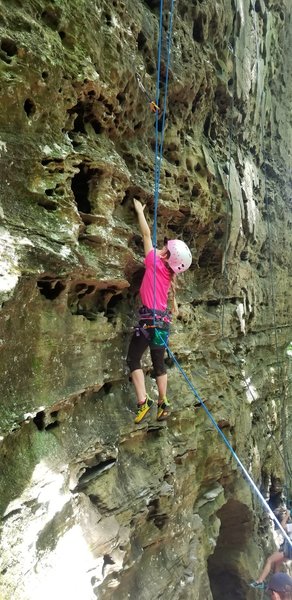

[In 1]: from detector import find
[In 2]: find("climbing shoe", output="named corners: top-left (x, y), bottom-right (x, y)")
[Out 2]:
top-left (134, 396), bottom-right (154, 424)
top-left (157, 397), bottom-right (171, 421)
top-left (249, 581), bottom-right (265, 590)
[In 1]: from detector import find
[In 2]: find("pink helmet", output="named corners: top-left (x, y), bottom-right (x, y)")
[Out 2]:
top-left (167, 239), bottom-right (192, 274)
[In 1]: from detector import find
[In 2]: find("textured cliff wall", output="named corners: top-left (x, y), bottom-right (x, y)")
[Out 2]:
top-left (0, 0), bottom-right (291, 599)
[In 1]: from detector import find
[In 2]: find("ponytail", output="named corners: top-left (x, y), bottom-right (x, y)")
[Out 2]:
top-left (169, 273), bottom-right (178, 315)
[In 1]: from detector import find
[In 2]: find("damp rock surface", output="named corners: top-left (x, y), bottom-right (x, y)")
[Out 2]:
top-left (0, 1), bottom-right (291, 599)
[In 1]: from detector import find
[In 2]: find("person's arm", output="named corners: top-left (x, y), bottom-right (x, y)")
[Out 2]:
top-left (133, 199), bottom-right (153, 256)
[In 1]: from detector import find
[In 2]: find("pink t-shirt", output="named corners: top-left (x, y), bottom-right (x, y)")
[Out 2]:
top-left (139, 249), bottom-right (171, 311)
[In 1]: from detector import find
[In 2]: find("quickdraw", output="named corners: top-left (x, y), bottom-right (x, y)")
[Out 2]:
top-left (135, 73), bottom-right (160, 113)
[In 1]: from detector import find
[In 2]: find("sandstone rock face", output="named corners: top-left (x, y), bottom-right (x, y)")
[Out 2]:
top-left (0, 1), bottom-right (291, 599)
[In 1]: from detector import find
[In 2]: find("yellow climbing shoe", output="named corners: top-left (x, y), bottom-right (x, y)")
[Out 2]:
top-left (134, 396), bottom-right (154, 424)
top-left (157, 397), bottom-right (171, 421)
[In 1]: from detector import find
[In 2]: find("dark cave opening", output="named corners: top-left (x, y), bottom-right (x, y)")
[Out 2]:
top-left (146, 498), bottom-right (169, 530)
top-left (1, 37), bottom-right (18, 57)
top-left (105, 293), bottom-right (123, 321)
top-left (207, 499), bottom-right (253, 600)
top-left (24, 98), bottom-right (36, 117)
top-left (71, 164), bottom-right (91, 213)
top-left (143, 0), bottom-right (161, 10)
top-left (193, 14), bottom-right (204, 43)
top-left (41, 7), bottom-right (61, 30)
top-left (76, 457), bottom-right (117, 490)
top-left (33, 410), bottom-right (46, 431)
top-left (37, 278), bottom-right (65, 300)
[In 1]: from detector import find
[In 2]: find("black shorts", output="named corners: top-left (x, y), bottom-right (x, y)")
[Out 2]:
top-left (126, 319), bottom-right (169, 377)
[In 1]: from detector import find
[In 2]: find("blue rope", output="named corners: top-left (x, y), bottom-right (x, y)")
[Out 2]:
top-left (152, 0), bottom-right (164, 319)
top-left (152, 0), bottom-right (164, 252)
top-left (152, 0), bottom-right (175, 321)
top-left (159, 336), bottom-right (292, 548)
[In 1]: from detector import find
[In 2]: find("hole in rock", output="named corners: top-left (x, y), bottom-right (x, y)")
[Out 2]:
top-left (69, 284), bottom-right (121, 320)
top-left (105, 293), bottom-right (123, 321)
top-left (147, 498), bottom-right (169, 530)
top-left (75, 283), bottom-right (95, 297)
top-left (254, 0), bottom-right (261, 12)
top-left (37, 278), bottom-right (66, 300)
top-left (88, 494), bottom-right (102, 509)
top-left (134, 121), bottom-right (142, 131)
top-left (206, 299), bottom-right (220, 306)
top-left (68, 95), bottom-right (104, 137)
top-left (71, 164), bottom-right (92, 213)
top-left (240, 250), bottom-right (249, 261)
top-left (203, 113), bottom-right (211, 137)
top-left (45, 409), bottom-right (60, 431)
top-left (137, 30), bottom-right (147, 51)
top-left (41, 8), bottom-right (60, 29)
top-left (117, 92), bottom-right (125, 105)
top-left (143, 0), bottom-right (160, 9)
top-left (104, 13), bottom-right (112, 26)
top-left (1, 38), bottom-right (18, 56)
top-left (41, 157), bottom-right (64, 167)
top-left (208, 499), bottom-right (253, 600)
top-left (191, 184), bottom-right (200, 198)
top-left (193, 14), bottom-right (204, 43)
top-left (145, 61), bottom-right (155, 76)
top-left (24, 98), bottom-right (36, 117)
top-left (103, 382), bottom-right (112, 394)
top-left (58, 30), bottom-right (66, 40)
top-left (214, 228), bottom-right (224, 240)
top-left (42, 71), bottom-right (49, 79)
top-left (55, 185), bottom-right (65, 196)
top-left (77, 458), bottom-right (117, 488)
top-left (103, 555), bottom-right (115, 571)
top-left (91, 119), bottom-right (102, 134)
top-left (215, 85), bottom-right (230, 116)
top-left (33, 410), bottom-right (46, 431)
top-left (68, 101), bottom-right (86, 134)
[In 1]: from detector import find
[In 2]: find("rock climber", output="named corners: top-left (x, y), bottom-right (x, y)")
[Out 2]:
top-left (266, 573), bottom-right (292, 599)
top-left (250, 509), bottom-right (292, 590)
top-left (127, 199), bottom-right (192, 424)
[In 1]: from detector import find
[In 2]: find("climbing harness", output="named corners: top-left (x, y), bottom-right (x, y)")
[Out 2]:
top-left (147, 0), bottom-right (292, 550)
top-left (135, 73), bottom-right (160, 113)
top-left (134, 306), bottom-right (171, 347)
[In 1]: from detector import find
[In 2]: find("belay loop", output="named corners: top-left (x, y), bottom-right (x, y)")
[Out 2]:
top-left (136, 306), bottom-right (171, 347)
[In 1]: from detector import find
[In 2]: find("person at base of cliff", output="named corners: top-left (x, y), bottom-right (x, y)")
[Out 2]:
top-left (250, 509), bottom-right (292, 590)
top-left (126, 199), bottom-right (192, 424)
top-left (266, 573), bottom-right (292, 599)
